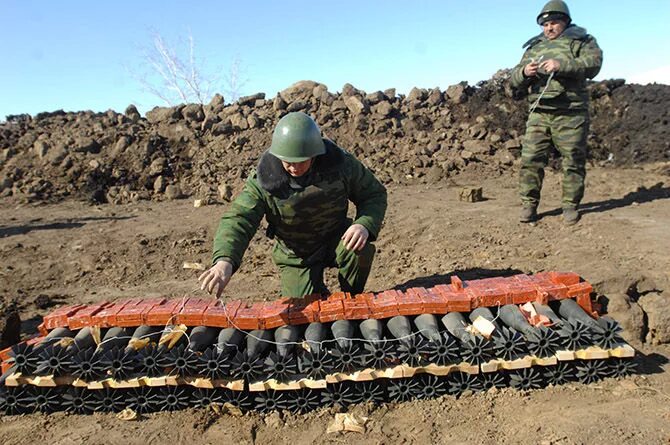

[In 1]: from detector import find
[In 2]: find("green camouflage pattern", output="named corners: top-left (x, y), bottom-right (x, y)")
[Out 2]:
top-left (212, 145), bottom-right (387, 295)
top-left (519, 111), bottom-right (589, 207)
top-left (513, 23), bottom-right (601, 209)
top-left (275, 239), bottom-right (375, 297)
top-left (511, 25), bottom-right (602, 111)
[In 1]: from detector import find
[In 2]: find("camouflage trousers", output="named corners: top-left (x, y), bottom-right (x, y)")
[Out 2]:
top-left (519, 111), bottom-right (589, 208)
top-left (272, 237), bottom-right (376, 298)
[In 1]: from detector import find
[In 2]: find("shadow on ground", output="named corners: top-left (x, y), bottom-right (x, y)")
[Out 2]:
top-left (392, 267), bottom-right (525, 291)
top-left (635, 350), bottom-right (669, 376)
top-left (0, 215), bottom-right (135, 238)
top-left (538, 182), bottom-right (670, 220)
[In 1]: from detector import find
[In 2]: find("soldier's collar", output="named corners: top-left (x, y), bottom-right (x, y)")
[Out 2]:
top-left (256, 138), bottom-right (345, 194)
top-left (522, 24), bottom-right (589, 48)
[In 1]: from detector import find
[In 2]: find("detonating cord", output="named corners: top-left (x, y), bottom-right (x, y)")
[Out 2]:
top-left (528, 71), bottom-right (555, 116)
top-left (209, 295), bottom-right (503, 351)
top-left (36, 292), bottom-right (503, 355)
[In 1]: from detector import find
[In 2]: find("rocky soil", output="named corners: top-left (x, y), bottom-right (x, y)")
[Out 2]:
top-left (0, 77), bottom-right (669, 444)
top-left (1, 77), bottom-right (668, 206)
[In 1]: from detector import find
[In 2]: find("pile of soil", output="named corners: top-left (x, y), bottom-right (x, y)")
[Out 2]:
top-left (0, 77), bottom-right (668, 205)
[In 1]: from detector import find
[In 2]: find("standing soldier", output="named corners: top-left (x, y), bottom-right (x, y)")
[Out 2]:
top-left (199, 112), bottom-right (387, 299)
top-left (511, 0), bottom-right (602, 225)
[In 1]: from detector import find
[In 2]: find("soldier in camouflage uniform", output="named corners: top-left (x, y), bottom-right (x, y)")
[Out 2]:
top-left (511, 0), bottom-right (602, 225)
top-left (199, 112), bottom-right (387, 298)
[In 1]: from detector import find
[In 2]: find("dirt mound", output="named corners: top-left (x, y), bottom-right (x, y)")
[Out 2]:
top-left (1, 78), bottom-right (668, 204)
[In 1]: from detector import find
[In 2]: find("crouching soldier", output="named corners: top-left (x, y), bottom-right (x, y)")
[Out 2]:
top-left (199, 112), bottom-right (388, 298)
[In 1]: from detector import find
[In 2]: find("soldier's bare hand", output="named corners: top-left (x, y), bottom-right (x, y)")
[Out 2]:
top-left (198, 260), bottom-right (233, 299)
top-left (524, 62), bottom-right (539, 77)
top-left (540, 59), bottom-right (561, 73)
top-left (342, 224), bottom-right (369, 251)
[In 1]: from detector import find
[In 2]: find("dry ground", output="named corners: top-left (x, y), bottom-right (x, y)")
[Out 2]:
top-left (0, 164), bottom-right (669, 445)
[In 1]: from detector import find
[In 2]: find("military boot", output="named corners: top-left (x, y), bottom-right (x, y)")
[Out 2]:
top-left (519, 205), bottom-right (538, 223)
top-left (563, 207), bottom-right (580, 226)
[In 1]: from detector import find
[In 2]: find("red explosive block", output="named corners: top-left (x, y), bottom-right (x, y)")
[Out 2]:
top-left (288, 295), bottom-right (320, 324)
top-left (464, 280), bottom-right (510, 308)
top-left (115, 298), bottom-right (166, 327)
top-left (492, 276), bottom-right (519, 295)
top-left (576, 294), bottom-right (596, 316)
top-left (202, 301), bottom-right (229, 328)
top-left (146, 298), bottom-right (190, 326)
top-left (343, 293), bottom-right (371, 320)
top-left (450, 275), bottom-right (464, 291)
top-left (175, 298), bottom-right (216, 325)
top-left (202, 300), bottom-right (243, 328)
top-left (91, 299), bottom-right (131, 327)
top-left (508, 287), bottom-right (540, 305)
top-left (366, 291), bottom-right (400, 319)
top-left (395, 289), bottom-right (423, 316)
top-left (0, 346), bottom-right (12, 362)
top-left (68, 301), bottom-right (113, 329)
top-left (531, 271), bottom-right (552, 282)
top-left (328, 292), bottom-right (348, 301)
top-left (27, 336), bottom-right (46, 347)
top-left (0, 335), bottom-right (45, 362)
top-left (433, 285), bottom-right (470, 312)
top-left (567, 281), bottom-right (593, 298)
top-left (0, 336), bottom-right (45, 362)
top-left (547, 271), bottom-right (581, 286)
top-left (261, 299), bottom-right (291, 329)
top-left (508, 276), bottom-right (540, 304)
top-left (568, 282), bottom-right (595, 315)
top-left (513, 273), bottom-right (533, 283)
top-left (233, 301), bottom-right (264, 330)
top-left (410, 287), bottom-right (448, 314)
top-left (318, 294), bottom-right (345, 323)
top-left (42, 304), bottom-right (87, 330)
top-left (92, 298), bottom-right (142, 327)
top-left (537, 281), bottom-right (569, 300)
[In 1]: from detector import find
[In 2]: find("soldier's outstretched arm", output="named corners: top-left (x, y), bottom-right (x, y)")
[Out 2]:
top-left (206, 176), bottom-right (267, 297)
top-left (199, 259), bottom-right (234, 299)
top-left (346, 155), bottom-right (387, 242)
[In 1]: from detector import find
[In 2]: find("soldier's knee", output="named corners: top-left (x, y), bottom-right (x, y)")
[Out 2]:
top-left (561, 148), bottom-right (587, 167)
top-left (357, 243), bottom-right (376, 269)
top-left (521, 144), bottom-right (550, 163)
top-left (336, 241), bottom-right (375, 269)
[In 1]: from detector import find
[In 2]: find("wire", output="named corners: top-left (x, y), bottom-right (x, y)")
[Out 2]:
top-left (528, 71), bottom-right (555, 116)
top-left (214, 294), bottom-right (471, 351)
top-left (34, 294), bottom-right (507, 355)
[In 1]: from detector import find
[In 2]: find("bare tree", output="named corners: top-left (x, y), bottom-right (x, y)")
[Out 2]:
top-left (222, 54), bottom-right (249, 102)
top-left (131, 29), bottom-right (247, 106)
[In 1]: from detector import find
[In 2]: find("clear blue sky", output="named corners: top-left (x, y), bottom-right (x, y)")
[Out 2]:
top-left (2, 0), bottom-right (669, 118)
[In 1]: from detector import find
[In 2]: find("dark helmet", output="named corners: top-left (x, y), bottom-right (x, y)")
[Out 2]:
top-left (269, 112), bottom-right (326, 162)
top-left (537, 0), bottom-right (571, 25)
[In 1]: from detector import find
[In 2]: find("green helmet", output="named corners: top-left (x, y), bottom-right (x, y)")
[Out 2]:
top-left (537, 0), bottom-right (571, 25)
top-left (269, 112), bottom-right (326, 162)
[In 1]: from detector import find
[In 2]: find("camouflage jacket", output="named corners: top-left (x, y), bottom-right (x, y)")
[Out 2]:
top-left (511, 25), bottom-right (603, 111)
top-left (212, 139), bottom-right (388, 271)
